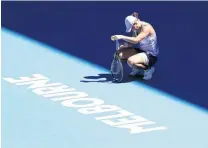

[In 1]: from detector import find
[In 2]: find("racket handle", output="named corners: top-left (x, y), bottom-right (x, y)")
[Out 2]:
top-left (116, 40), bottom-right (119, 50)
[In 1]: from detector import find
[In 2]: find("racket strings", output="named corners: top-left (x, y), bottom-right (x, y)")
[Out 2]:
top-left (110, 40), bottom-right (124, 83)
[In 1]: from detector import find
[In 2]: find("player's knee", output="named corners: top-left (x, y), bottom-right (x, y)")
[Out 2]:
top-left (119, 52), bottom-right (126, 59)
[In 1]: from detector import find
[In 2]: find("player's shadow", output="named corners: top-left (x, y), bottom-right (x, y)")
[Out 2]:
top-left (80, 73), bottom-right (141, 83)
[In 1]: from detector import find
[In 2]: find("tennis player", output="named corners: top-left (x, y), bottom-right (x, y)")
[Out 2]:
top-left (112, 12), bottom-right (159, 80)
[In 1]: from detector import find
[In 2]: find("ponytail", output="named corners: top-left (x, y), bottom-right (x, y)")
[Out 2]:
top-left (132, 12), bottom-right (139, 18)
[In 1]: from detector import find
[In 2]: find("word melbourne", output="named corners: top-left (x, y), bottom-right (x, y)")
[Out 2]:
top-left (3, 74), bottom-right (167, 134)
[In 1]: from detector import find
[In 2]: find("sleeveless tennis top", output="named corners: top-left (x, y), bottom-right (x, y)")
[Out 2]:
top-left (132, 21), bottom-right (159, 57)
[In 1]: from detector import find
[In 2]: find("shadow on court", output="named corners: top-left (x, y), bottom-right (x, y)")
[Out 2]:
top-left (80, 73), bottom-right (142, 83)
top-left (80, 63), bottom-right (144, 83)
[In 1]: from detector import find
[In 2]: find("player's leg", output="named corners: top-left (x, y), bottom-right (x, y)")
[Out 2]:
top-left (127, 52), bottom-right (156, 80)
top-left (127, 52), bottom-right (148, 68)
top-left (117, 47), bottom-right (138, 60)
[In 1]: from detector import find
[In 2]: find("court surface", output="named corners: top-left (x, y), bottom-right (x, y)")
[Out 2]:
top-left (2, 27), bottom-right (208, 148)
top-left (2, 1), bottom-right (208, 148)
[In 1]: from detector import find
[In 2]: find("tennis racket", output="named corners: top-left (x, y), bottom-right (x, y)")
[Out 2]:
top-left (110, 38), bottom-right (124, 83)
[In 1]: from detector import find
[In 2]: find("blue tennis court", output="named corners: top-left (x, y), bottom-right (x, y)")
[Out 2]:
top-left (2, 1), bottom-right (208, 148)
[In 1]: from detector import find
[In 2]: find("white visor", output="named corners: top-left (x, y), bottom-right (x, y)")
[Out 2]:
top-left (125, 15), bottom-right (137, 32)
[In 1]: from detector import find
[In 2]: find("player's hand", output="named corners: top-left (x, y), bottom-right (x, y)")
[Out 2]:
top-left (123, 42), bottom-right (129, 47)
top-left (111, 35), bottom-right (122, 41)
top-left (119, 43), bottom-right (128, 48)
top-left (119, 45), bottom-right (125, 49)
